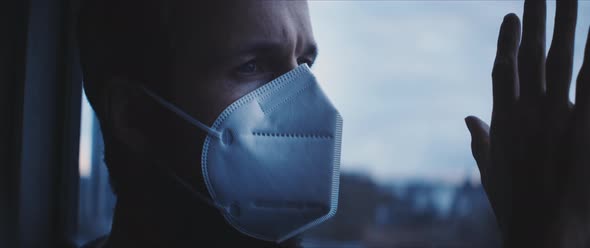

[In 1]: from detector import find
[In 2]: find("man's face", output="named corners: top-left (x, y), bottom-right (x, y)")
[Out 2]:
top-left (135, 1), bottom-right (317, 192)
top-left (170, 0), bottom-right (317, 124)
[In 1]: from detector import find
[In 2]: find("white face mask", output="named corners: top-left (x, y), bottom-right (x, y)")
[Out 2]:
top-left (141, 64), bottom-right (343, 243)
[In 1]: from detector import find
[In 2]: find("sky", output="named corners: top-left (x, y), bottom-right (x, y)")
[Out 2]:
top-left (307, 1), bottom-right (590, 185)
top-left (79, 1), bottom-right (590, 185)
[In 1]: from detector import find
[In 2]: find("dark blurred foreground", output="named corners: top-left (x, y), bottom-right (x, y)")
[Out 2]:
top-left (76, 164), bottom-right (501, 248)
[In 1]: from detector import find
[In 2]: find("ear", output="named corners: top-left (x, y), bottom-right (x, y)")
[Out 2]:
top-left (105, 77), bottom-right (150, 155)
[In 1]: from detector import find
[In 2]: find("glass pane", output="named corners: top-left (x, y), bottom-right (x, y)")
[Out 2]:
top-left (76, 90), bottom-right (116, 245)
top-left (79, 90), bottom-right (94, 179)
top-left (71, 2), bottom-right (590, 247)
top-left (303, 1), bottom-right (590, 247)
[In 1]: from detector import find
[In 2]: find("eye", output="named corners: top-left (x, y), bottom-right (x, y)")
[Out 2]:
top-left (236, 60), bottom-right (258, 74)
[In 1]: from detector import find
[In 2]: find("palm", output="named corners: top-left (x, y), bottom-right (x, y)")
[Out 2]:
top-left (486, 98), bottom-right (573, 242)
top-left (465, 0), bottom-right (590, 247)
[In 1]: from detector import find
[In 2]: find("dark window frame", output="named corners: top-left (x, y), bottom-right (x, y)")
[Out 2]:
top-left (1, 0), bottom-right (83, 247)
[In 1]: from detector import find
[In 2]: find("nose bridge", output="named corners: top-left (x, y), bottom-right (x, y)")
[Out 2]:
top-left (274, 54), bottom-right (299, 78)
top-left (273, 25), bottom-right (301, 77)
top-left (282, 19), bottom-right (299, 73)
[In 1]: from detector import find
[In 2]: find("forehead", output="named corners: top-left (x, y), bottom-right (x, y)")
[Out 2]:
top-left (172, 1), bottom-right (315, 61)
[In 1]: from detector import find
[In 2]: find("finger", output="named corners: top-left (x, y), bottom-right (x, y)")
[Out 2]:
top-left (575, 27), bottom-right (590, 113)
top-left (465, 116), bottom-right (491, 175)
top-left (492, 13), bottom-right (521, 111)
top-left (518, 0), bottom-right (547, 99)
top-left (546, 0), bottom-right (577, 105)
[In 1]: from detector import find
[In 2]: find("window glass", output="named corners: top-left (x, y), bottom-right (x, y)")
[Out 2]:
top-left (303, 1), bottom-right (589, 247)
top-left (76, 90), bottom-right (116, 244)
top-left (74, 2), bottom-right (590, 247)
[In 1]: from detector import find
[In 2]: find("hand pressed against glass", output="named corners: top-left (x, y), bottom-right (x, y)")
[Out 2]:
top-left (466, 0), bottom-right (590, 246)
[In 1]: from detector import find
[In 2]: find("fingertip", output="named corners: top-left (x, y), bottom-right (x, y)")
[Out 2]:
top-left (506, 13), bottom-right (521, 29)
top-left (465, 116), bottom-right (491, 173)
top-left (465, 115), bottom-right (480, 124)
top-left (498, 13), bottom-right (521, 55)
top-left (464, 115), bottom-right (478, 133)
top-left (465, 115), bottom-right (491, 135)
top-left (504, 13), bottom-right (519, 24)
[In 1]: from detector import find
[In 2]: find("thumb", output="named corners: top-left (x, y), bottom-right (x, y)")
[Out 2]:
top-left (465, 116), bottom-right (491, 175)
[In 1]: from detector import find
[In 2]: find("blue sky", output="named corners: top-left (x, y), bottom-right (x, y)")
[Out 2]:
top-left (308, 1), bottom-right (590, 185)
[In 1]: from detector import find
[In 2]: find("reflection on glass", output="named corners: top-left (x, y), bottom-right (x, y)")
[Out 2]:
top-left (76, 90), bottom-right (116, 245)
top-left (78, 91), bottom-right (93, 178)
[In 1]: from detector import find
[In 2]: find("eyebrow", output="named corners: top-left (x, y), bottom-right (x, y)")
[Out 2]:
top-left (218, 40), bottom-right (319, 61)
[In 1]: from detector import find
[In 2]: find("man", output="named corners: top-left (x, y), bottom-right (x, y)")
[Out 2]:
top-left (77, 0), bottom-right (590, 247)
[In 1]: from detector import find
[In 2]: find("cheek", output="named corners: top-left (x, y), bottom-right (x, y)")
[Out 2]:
top-left (171, 63), bottom-right (273, 126)
top-left (163, 76), bottom-right (267, 190)
top-left (199, 77), bottom-right (267, 124)
top-left (135, 94), bottom-right (206, 190)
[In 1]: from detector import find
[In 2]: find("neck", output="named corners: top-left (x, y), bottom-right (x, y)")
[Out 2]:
top-left (104, 169), bottom-right (300, 248)
top-left (101, 144), bottom-right (302, 248)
